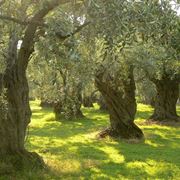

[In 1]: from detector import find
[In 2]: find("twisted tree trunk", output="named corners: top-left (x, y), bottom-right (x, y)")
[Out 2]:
top-left (0, 34), bottom-right (44, 172)
top-left (0, 0), bottom-right (63, 171)
top-left (98, 95), bottom-right (108, 111)
top-left (150, 78), bottom-right (180, 121)
top-left (95, 67), bottom-right (144, 139)
top-left (3, 70), bottom-right (31, 154)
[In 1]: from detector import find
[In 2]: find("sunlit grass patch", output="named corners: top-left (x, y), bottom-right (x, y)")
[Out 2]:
top-left (126, 159), bottom-right (180, 178)
top-left (48, 159), bottom-right (81, 174)
top-left (135, 103), bottom-right (153, 122)
top-left (20, 101), bottom-right (180, 179)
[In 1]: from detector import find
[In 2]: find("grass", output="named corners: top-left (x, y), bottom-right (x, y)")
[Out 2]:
top-left (1, 102), bottom-right (180, 180)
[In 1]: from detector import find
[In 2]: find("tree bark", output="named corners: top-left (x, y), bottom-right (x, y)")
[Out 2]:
top-left (98, 95), bottom-right (108, 111)
top-left (150, 78), bottom-right (180, 121)
top-left (83, 96), bottom-right (94, 107)
top-left (0, 34), bottom-right (27, 154)
top-left (3, 68), bottom-right (31, 154)
top-left (95, 67), bottom-right (144, 139)
top-left (0, 35), bottom-right (44, 173)
top-left (0, 0), bottom-right (64, 170)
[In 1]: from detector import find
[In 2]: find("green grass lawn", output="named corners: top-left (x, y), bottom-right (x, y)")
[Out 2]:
top-left (3, 102), bottom-right (180, 180)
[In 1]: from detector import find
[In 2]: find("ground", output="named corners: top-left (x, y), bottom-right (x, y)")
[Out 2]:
top-left (1, 101), bottom-right (180, 179)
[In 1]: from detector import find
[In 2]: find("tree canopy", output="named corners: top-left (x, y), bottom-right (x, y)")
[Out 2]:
top-left (0, 0), bottom-right (179, 177)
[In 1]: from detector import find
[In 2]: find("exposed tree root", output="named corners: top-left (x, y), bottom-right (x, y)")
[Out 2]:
top-left (0, 151), bottom-right (45, 175)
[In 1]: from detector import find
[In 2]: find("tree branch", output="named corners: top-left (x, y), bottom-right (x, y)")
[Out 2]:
top-left (18, 0), bottom-right (65, 69)
top-left (0, 14), bottom-right (46, 26)
top-left (56, 21), bottom-right (91, 40)
top-left (0, 0), bottom-right (74, 26)
top-left (71, 22), bottom-right (91, 36)
top-left (0, 0), bottom-right (89, 42)
top-left (1, 0), bottom-right (85, 70)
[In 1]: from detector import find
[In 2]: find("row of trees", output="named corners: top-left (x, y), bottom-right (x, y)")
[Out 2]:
top-left (0, 0), bottom-right (179, 170)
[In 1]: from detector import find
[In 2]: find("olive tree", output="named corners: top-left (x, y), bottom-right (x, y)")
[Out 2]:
top-left (132, 0), bottom-right (180, 121)
top-left (86, 0), bottom-right (144, 139)
top-left (33, 9), bottom-right (91, 119)
top-left (0, 0), bottom-right (88, 169)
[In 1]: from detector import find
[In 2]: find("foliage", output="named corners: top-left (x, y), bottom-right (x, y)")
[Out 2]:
top-left (27, 4), bottom-right (93, 119)
top-left (86, 0), bottom-right (138, 78)
top-left (0, 0), bottom-right (179, 177)
top-left (131, 0), bottom-right (180, 81)
top-left (85, 0), bottom-right (180, 84)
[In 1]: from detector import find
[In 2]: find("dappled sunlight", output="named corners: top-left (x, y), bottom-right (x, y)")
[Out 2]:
top-left (137, 103), bottom-right (153, 112)
top-left (25, 101), bottom-right (180, 179)
top-left (144, 159), bottom-right (180, 177)
top-left (126, 159), bottom-right (180, 178)
top-left (47, 159), bottom-right (81, 174)
top-left (83, 105), bottom-right (109, 125)
top-left (142, 125), bottom-right (180, 149)
top-left (145, 140), bottom-right (159, 147)
top-left (98, 146), bottom-right (125, 164)
top-left (135, 103), bottom-right (153, 122)
top-left (177, 106), bottom-right (180, 115)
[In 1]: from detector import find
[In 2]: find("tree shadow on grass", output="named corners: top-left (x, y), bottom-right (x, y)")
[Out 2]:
top-left (27, 103), bottom-right (180, 179)
top-left (26, 124), bottom-right (180, 179)
top-left (80, 136), bottom-right (180, 179)
top-left (30, 104), bottom-right (109, 141)
top-left (29, 117), bottom-right (104, 140)
top-left (107, 145), bottom-right (179, 179)
top-left (106, 126), bottom-right (180, 170)
top-left (33, 140), bottom-right (179, 179)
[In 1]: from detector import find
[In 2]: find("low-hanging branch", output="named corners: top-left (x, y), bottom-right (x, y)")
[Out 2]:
top-left (55, 21), bottom-right (91, 40)
top-left (0, 14), bottom-right (46, 26)
top-left (0, 14), bottom-right (91, 40)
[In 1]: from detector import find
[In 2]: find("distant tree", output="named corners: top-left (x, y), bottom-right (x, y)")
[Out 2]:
top-left (97, 95), bottom-right (108, 111)
top-left (29, 6), bottom-right (91, 120)
top-left (27, 55), bottom-right (58, 105)
top-left (135, 70), bottom-right (156, 106)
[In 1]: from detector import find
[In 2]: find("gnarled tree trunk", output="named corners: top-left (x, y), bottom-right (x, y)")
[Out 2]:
top-left (150, 78), bottom-right (180, 121)
top-left (95, 67), bottom-right (144, 139)
top-left (0, 1), bottom-right (63, 171)
top-left (98, 95), bottom-right (108, 111)
top-left (2, 69), bottom-right (31, 155)
top-left (0, 33), bottom-right (44, 172)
